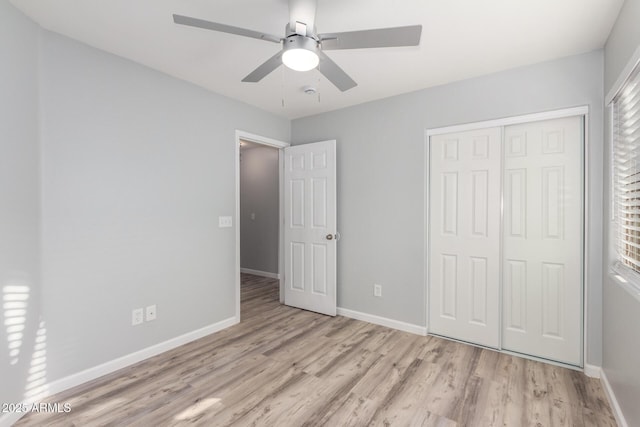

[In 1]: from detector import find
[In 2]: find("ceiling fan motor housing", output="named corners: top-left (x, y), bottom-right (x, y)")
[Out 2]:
top-left (284, 34), bottom-right (319, 52)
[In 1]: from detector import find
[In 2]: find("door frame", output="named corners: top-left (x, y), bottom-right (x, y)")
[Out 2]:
top-left (424, 105), bottom-right (590, 369)
top-left (235, 130), bottom-right (290, 321)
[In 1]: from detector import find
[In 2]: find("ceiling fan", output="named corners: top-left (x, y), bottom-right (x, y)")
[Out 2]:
top-left (173, 0), bottom-right (422, 92)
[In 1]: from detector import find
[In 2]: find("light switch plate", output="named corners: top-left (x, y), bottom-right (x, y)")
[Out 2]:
top-left (219, 216), bottom-right (233, 228)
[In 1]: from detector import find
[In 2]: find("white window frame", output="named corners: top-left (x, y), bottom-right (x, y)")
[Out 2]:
top-left (608, 46), bottom-right (640, 300)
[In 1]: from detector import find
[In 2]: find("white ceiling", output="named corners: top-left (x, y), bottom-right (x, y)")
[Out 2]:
top-left (12, 0), bottom-right (623, 119)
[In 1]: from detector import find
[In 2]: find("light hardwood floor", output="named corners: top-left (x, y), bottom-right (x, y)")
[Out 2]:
top-left (16, 274), bottom-right (615, 426)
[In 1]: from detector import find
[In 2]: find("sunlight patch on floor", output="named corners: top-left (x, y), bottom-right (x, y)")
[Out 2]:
top-left (174, 398), bottom-right (222, 421)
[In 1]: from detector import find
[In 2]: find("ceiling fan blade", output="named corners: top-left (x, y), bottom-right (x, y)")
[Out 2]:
top-left (288, 0), bottom-right (317, 33)
top-left (317, 50), bottom-right (357, 92)
top-left (173, 14), bottom-right (281, 44)
top-left (242, 50), bottom-right (285, 83)
top-left (319, 25), bottom-right (422, 50)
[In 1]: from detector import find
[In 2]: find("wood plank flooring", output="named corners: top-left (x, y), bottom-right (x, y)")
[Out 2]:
top-left (16, 274), bottom-right (616, 426)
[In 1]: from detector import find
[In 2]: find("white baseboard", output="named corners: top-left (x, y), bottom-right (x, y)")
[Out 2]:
top-left (584, 363), bottom-right (601, 378)
top-left (337, 307), bottom-right (427, 336)
top-left (240, 268), bottom-right (280, 279)
top-left (45, 316), bottom-right (238, 396)
top-left (0, 316), bottom-right (238, 427)
top-left (600, 368), bottom-right (629, 427)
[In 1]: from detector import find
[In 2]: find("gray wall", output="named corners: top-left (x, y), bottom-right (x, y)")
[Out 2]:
top-left (0, 0), bottom-right (42, 408)
top-left (292, 51), bottom-right (604, 366)
top-left (604, 0), bottom-right (640, 94)
top-left (38, 31), bottom-right (289, 383)
top-left (240, 145), bottom-right (279, 274)
top-left (603, 0), bottom-right (640, 424)
top-left (602, 277), bottom-right (640, 424)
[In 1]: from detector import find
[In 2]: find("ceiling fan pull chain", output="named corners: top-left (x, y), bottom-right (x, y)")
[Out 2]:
top-left (281, 64), bottom-right (285, 108)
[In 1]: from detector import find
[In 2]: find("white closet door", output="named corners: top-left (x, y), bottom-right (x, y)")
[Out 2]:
top-left (429, 127), bottom-right (501, 348)
top-left (502, 116), bottom-right (583, 365)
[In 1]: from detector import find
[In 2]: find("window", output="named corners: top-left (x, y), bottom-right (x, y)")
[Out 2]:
top-left (613, 65), bottom-right (640, 280)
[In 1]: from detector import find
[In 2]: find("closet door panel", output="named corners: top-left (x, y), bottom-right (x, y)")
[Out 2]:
top-left (502, 116), bottom-right (583, 366)
top-left (429, 128), bottom-right (501, 348)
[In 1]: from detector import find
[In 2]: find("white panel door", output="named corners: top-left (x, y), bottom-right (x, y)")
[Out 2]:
top-left (429, 127), bottom-right (501, 348)
top-left (502, 116), bottom-right (582, 365)
top-left (284, 140), bottom-right (337, 316)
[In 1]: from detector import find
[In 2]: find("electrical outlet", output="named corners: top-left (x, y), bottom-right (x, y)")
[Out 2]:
top-left (218, 216), bottom-right (233, 228)
top-left (146, 304), bottom-right (157, 322)
top-left (374, 284), bottom-right (382, 297)
top-left (132, 308), bottom-right (144, 326)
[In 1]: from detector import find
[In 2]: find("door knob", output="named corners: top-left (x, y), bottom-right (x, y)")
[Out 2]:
top-left (326, 234), bottom-right (334, 240)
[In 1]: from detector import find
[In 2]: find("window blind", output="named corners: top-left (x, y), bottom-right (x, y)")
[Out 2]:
top-left (613, 66), bottom-right (640, 275)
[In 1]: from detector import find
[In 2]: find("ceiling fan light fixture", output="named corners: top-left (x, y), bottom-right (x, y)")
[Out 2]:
top-left (282, 48), bottom-right (319, 72)
top-left (281, 35), bottom-right (320, 72)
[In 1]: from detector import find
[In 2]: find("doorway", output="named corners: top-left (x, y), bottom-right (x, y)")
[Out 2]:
top-left (235, 131), bottom-right (339, 319)
top-left (239, 140), bottom-right (280, 278)
top-left (235, 131), bottom-right (289, 320)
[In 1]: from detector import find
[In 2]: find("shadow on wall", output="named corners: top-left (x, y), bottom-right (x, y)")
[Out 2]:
top-left (2, 274), bottom-right (48, 404)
